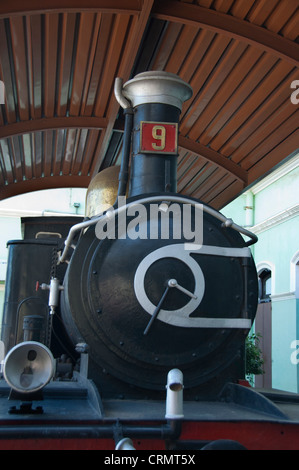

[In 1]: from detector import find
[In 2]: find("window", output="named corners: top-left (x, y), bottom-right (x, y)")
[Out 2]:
top-left (259, 269), bottom-right (272, 302)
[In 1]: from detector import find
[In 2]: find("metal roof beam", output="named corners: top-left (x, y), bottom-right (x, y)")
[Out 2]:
top-left (0, 0), bottom-right (141, 18)
top-left (0, 174), bottom-right (90, 200)
top-left (179, 135), bottom-right (248, 185)
top-left (0, 116), bottom-right (108, 139)
top-left (152, 1), bottom-right (299, 66)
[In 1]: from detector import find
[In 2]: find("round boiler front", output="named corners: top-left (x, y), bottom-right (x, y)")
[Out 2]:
top-left (60, 195), bottom-right (258, 392)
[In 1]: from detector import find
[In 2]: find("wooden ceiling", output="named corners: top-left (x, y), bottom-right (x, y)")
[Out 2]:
top-left (0, 0), bottom-right (298, 209)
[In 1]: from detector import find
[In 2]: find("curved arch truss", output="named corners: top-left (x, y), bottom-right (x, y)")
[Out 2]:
top-left (0, 0), bottom-right (298, 208)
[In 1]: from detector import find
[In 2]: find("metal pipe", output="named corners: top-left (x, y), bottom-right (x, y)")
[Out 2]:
top-left (58, 216), bottom-right (103, 264)
top-left (245, 191), bottom-right (254, 227)
top-left (165, 369), bottom-right (184, 419)
top-left (117, 108), bottom-right (133, 197)
top-left (0, 420), bottom-right (181, 441)
top-left (114, 77), bottom-right (131, 110)
top-left (58, 195), bottom-right (258, 264)
top-left (114, 77), bottom-right (134, 197)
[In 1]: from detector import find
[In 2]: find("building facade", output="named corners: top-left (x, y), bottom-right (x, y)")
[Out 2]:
top-left (223, 152), bottom-right (299, 393)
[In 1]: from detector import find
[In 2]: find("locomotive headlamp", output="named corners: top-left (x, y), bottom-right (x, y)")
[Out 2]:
top-left (3, 341), bottom-right (55, 394)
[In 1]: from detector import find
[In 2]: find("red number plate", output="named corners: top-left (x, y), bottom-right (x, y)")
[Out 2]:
top-left (140, 121), bottom-right (178, 154)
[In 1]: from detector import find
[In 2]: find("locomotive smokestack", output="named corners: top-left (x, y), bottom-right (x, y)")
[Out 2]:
top-left (115, 72), bottom-right (192, 198)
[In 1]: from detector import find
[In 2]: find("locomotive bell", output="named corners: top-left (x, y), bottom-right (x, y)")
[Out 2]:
top-left (85, 166), bottom-right (127, 218)
top-left (3, 341), bottom-right (55, 394)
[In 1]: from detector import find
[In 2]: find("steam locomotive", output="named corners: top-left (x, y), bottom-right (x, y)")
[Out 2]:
top-left (0, 72), bottom-right (298, 451)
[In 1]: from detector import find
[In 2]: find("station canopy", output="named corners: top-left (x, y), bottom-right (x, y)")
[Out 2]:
top-left (0, 0), bottom-right (298, 209)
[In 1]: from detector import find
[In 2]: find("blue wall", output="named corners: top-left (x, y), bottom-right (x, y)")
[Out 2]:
top-left (223, 155), bottom-right (299, 392)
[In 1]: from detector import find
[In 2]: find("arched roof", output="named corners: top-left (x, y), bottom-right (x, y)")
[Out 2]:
top-left (0, 0), bottom-right (298, 208)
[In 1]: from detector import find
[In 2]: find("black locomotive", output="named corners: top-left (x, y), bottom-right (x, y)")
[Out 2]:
top-left (1, 72), bottom-right (295, 451)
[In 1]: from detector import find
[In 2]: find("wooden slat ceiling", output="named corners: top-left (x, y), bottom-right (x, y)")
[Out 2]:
top-left (0, 0), bottom-right (298, 209)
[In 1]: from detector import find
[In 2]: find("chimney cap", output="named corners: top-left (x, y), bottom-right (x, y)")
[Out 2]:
top-left (122, 71), bottom-right (193, 110)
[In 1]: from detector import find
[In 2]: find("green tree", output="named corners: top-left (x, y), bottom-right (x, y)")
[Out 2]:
top-left (245, 333), bottom-right (264, 381)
